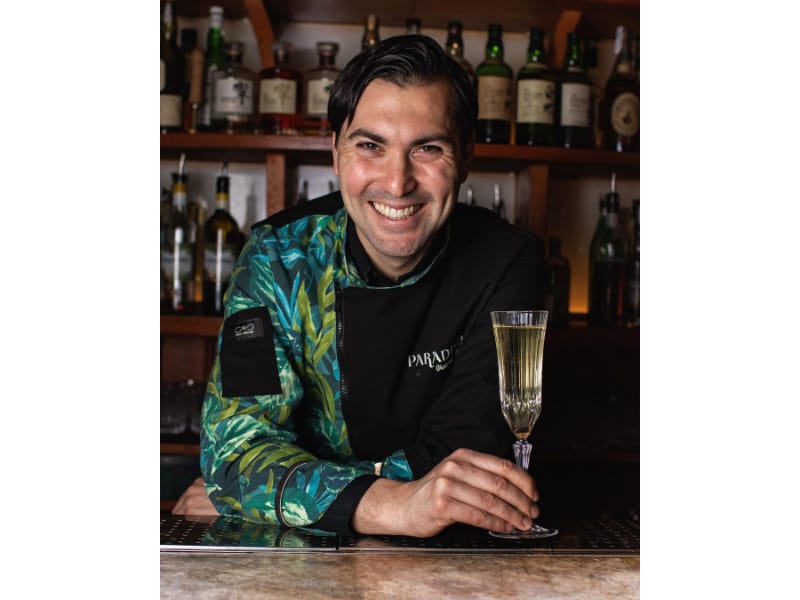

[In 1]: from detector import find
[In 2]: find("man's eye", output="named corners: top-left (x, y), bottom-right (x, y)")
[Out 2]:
top-left (416, 145), bottom-right (444, 157)
top-left (357, 142), bottom-right (379, 151)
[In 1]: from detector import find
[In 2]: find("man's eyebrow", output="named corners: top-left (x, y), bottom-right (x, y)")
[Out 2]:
top-left (346, 128), bottom-right (454, 147)
top-left (346, 128), bottom-right (387, 144)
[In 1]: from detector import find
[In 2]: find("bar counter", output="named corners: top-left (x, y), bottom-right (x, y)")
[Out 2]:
top-left (161, 516), bottom-right (640, 598)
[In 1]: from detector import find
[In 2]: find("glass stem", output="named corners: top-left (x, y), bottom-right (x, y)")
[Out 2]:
top-left (513, 439), bottom-right (532, 471)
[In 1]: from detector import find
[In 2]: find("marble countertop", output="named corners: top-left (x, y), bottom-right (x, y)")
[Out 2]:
top-left (161, 552), bottom-right (640, 599)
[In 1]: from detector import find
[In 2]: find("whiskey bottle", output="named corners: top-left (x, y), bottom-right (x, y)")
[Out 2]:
top-left (588, 174), bottom-right (626, 326)
top-left (160, 0), bottom-right (185, 133)
top-left (544, 238), bottom-right (571, 327)
top-left (444, 21), bottom-right (474, 83)
top-left (601, 26), bottom-right (640, 152)
top-left (258, 41), bottom-right (303, 135)
top-left (211, 41), bottom-right (257, 133)
top-left (515, 27), bottom-right (556, 146)
top-left (198, 5), bottom-right (226, 132)
top-left (304, 42), bottom-right (341, 136)
top-left (204, 161), bottom-right (245, 315)
top-left (475, 24), bottom-right (513, 144)
top-left (161, 154), bottom-right (194, 313)
top-left (557, 32), bottom-right (593, 149)
top-left (362, 14), bottom-right (380, 50)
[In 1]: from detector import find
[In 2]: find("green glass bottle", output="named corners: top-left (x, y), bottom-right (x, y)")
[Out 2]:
top-left (557, 32), bottom-right (593, 149)
top-left (601, 26), bottom-right (640, 152)
top-left (160, 0), bottom-right (185, 133)
top-left (198, 5), bottom-right (226, 132)
top-left (515, 27), bottom-right (556, 146)
top-left (589, 174), bottom-right (626, 326)
top-left (475, 24), bottom-right (513, 144)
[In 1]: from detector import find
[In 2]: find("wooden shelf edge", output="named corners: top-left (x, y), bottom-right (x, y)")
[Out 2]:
top-left (161, 315), bottom-right (223, 337)
top-left (162, 442), bottom-right (201, 456)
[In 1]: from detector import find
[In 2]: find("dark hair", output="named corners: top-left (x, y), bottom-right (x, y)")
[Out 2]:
top-left (328, 34), bottom-right (477, 155)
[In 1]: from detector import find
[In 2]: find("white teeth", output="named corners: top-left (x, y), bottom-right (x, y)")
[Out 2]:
top-left (372, 202), bottom-right (421, 220)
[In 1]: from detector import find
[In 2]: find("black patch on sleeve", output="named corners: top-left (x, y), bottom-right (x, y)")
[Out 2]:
top-left (219, 307), bottom-right (282, 397)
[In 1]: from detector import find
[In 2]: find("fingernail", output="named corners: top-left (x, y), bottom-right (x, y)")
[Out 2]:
top-left (522, 518), bottom-right (532, 529)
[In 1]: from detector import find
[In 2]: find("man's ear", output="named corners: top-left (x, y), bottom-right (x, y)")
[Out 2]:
top-left (331, 132), bottom-right (339, 176)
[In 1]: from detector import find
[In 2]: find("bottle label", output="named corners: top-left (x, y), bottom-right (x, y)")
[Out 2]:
top-left (161, 240), bottom-right (193, 283)
top-left (477, 76), bottom-right (512, 121)
top-left (259, 79), bottom-right (297, 115)
top-left (516, 80), bottom-right (555, 124)
top-left (213, 77), bottom-right (255, 116)
top-left (306, 79), bottom-right (334, 116)
top-left (160, 94), bottom-right (183, 127)
top-left (204, 243), bottom-right (238, 284)
top-left (611, 92), bottom-right (640, 136)
top-left (560, 83), bottom-right (591, 127)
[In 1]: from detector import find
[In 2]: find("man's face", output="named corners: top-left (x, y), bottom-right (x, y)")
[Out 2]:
top-left (332, 79), bottom-right (471, 281)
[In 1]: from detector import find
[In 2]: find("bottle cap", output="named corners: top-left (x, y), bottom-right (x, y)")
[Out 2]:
top-left (316, 41), bottom-right (339, 56)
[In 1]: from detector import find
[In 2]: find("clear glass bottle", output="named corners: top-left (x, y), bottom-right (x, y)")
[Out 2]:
top-left (258, 41), bottom-right (303, 135)
top-left (589, 174), bottom-right (626, 326)
top-left (515, 27), bottom-right (556, 146)
top-left (444, 20), bottom-right (474, 83)
top-left (544, 238), bottom-right (571, 327)
top-left (362, 14), bottom-right (380, 50)
top-left (475, 24), bottom-right (513, 144)
top-left (211, 41), bottom-right (257, 133)
top-left (601, 26), bottom-right (640, 152)
top-left (204, 161), bottom-right (245, 315)
top-left (303, 42), bottom-right (341, 136)
top-left (160, 0), bottom-right (185, 133)
top-left (557, 32), bottom-right (593, 149)
top-left (198, 5), bottom-right (225, 132)
top-left (161, 154), bottom-right (194, 314)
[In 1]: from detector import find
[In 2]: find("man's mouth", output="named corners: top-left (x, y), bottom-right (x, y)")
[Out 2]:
top-left (370, 201), bottom-right (423, 221)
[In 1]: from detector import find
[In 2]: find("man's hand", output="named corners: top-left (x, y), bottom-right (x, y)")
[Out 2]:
top-left (172, 477), bottom-right (219, 517)
top-left (352, 448), bottom-right (540, 537)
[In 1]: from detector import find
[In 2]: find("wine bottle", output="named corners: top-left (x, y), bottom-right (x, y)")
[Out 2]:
top-left (544, 238), bottom-right (571, 327)
top-left (515, 27), bottom-right (556, 146)
top-left (624, 198), bottom-right (640, 326)
top-left (211, 41), bottom-right (257, 134)
top-left (557, 32), bottom-right (593, 149)
top-left (198, 5), bottom-right (226, 132)
top-left (258, 41), bottom-right (303, 135)
top-left (444, 21), bottom-right (474, 83)
top-left (204, 160), bottom-right (245, 315)
top-left (362, 14), bottom-right (380, 50)
top-left (601, 26), bottom-right (640, 152)
top-left (303, 42), bottom-right (341, 135)
top-left (161, 154), bottom-right (194, 313)
top-left (160, 0), bottom-right (185, 133)
top-left (588, 174), bottom-right (626, 326)
top-left (475, 24), bottom-right (513, 144)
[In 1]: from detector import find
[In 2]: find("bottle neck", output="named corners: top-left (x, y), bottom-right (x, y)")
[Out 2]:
top-left (319, 54), bottom-right (336, 68)
top-left (446, 36), bottom-right (465, 58)
top-left (215, 192), bottom-right (229, 211)
top-left (485, 37), bottom-right (504, 60)
top-left (564, 38), bottom-right (583, 69)
top-left (172, 182), bottom-right (187, 210)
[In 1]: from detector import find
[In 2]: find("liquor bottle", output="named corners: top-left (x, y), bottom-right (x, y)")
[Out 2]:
top-left (601, 26), bottom-right (640, 152)
top-left (258, 41), bottom-right (303, 135)
top-left (160, 0), bottom-right (185, 133)
top-left (406, 18), bottom-right (421, 35)
top-left (161, 154), bottom-right (194, 314)
top-left (444, 21), bottom-right (474, 83)
top-left (204, 160), bottom-right (245, 315)
top-left (180, 28), bottom-right (198, 98)
top-left (303, 42), bottom-right (341, 136)
top-left (491, 183), bottom-right (506, 220)
top-left (556, 32), bottom-right (593, 149)
top-left (515, 27), bottom-right (556, 146)
top-left (475, 24), bottom-right (513, 144)
top-left (588, 174), bottom-right (626, 326)
top-left (211, 41), bottom-right (257, 134)
top-left (362, 14), bottom-right (380, 50)
top-left (544, 238), bottom-right (571, 327)
top-left (624, 198), bottom-right (640, 326)
top-left (188, 201), bottom-right (207, 315)
top-left (198, 5), bottom-right (226, 132)
top-left (185, 42), bottom-right (205, 133)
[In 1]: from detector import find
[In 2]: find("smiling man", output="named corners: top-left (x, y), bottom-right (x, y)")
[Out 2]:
top-left (178, 35), bottom-right (547, 538)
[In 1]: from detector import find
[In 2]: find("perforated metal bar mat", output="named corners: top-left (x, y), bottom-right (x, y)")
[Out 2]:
top-left (162, 516), bottom-right (638, 555)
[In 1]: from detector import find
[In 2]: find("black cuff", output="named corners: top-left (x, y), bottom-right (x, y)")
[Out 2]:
top-left (313, 474), bottom-right (379, 535)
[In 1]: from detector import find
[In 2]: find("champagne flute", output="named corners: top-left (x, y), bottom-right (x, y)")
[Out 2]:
top-left (489, 310), bottom-right (557, 539)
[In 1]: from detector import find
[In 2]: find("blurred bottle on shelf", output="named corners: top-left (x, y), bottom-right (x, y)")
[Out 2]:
top-left (161, 154), bottom-right (194, 314)
top-left (556, 32), bottom-right (593, 149)
top-left (185, 40), bottom-right (205, 133)
top-left (464, 185), bottom-right (476, 206)
top-left (204, 160), bottom-right (245, 315)
top-left (198, 5), bottom-right (226, 132)
top-left (544, 238), bottom-right (571, 327)
top-left (476, 24), bottom-right (513, 144)
top-left (211, 41), bottom-right (257, 133)
top-left (258, 41), bottom-right (303, 135)
top-left (601, 26), bottom-right (640, 152)
top-left (588, 173), bottom-right (626, 326)
top-left (180, 28), bottom-right (198, 97)
top-left (624, 198), bottom-right (640, 326)
top-left (491, 183), bottom-right (506, 220)
top-left (188, 199), bottom-right (208, 315)
top-left (304, 42), bottom-right (341, 135)
top-left (362, 14), bottom-right (380, 50)
top-left (515, 27), bottom-right (556, 146)
top-left (297, 180), bottom-right (309, 203)
top-left (406, 18), bottom-right (421, 35)
top-left (160, 0), bottom-right (185, 133)
top-left (444, 20), bottom-right (474, 83)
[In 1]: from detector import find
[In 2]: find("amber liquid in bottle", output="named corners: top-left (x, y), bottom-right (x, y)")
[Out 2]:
top-left (304, 42), bottom-right (340, 136)
top-left (258, 42), bottom-right (303, 135)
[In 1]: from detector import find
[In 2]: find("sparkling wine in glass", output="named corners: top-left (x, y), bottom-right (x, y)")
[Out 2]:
top-left (489, 310), bottom-right (557, 539)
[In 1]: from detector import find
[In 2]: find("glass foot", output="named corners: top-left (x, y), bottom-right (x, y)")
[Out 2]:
top-left (489, 523), bottom-right (558, 540)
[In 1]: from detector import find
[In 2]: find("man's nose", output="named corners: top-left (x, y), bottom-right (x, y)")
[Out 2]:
top-left (383, 151), bottom-right (417, 197)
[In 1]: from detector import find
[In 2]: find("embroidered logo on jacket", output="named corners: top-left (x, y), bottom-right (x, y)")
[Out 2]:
top-left (232, 318), bottom-right (264, 342)
top-left (407, 336), bottom-right (463, 373)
